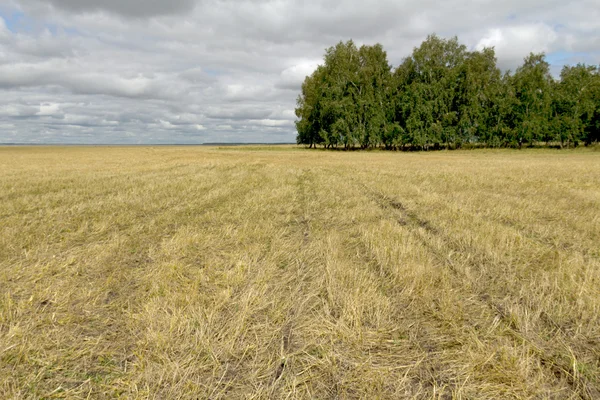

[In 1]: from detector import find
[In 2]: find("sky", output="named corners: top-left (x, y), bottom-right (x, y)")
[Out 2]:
top-left (0, 0), bottom-right (599, 144)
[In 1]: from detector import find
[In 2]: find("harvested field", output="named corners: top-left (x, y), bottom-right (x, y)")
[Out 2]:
top-left (1, 146), bottom-right (599, 399)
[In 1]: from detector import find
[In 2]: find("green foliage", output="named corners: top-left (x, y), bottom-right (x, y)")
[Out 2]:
top-left (295, 35), bottom-right (600, 149)
top-left (553, 64), bottom-right (600, 146)
top-left (295, 40), bottom-right (393, 149)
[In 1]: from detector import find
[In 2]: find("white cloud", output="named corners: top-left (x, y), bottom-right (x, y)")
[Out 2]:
top-left (257, 119), bottom-right (294, 127)
top-left (37, 102), bottom-right (61, 116)
top-left (477, 24), bottom-right (559, 69)
top-left (277, 61), bottom-right (321, 90)
top-left (0, 16), bottom-right (8, 38)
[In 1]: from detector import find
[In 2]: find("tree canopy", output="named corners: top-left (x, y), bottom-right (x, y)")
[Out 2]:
top-left (295, 35), bottom-right (600, 149)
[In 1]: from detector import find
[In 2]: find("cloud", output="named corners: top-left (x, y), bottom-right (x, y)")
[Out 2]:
top-left (0, 104), bottom-right (39, 117)
top-left (0, 16), bottom-right (8, 38)
top-left (0, 61), bottom-right (188, 99)
top-left (0, 0), bottom-right (599, 143)
top-left (277, 61), bottom-right (321, 90)
top-left (178, 67), bottom-right (215, 84)
top-left (19, 0), bottom-right (197, 18)
top-left (205, 106), bottom-right (272, 121)
top-left (256, 119), bottom-right (294, 127)
top-left (37, 102), bottom-right (60, 116)
top-left (477, 23), bottom-right (559, 69)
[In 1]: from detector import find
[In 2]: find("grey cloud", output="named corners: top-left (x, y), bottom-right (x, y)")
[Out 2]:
top-left (0, 104), bottom-right (39, 117)
top-left (205, 106), bottom-right (272, 121)
top-left (0, 61), bottom-right (189, 100)
top-left (178, 67), bottom-right (216, 84)
top-left (7, 32), bottom-right (78, 59)
top-left (20, 0), bottom-right (198, 18)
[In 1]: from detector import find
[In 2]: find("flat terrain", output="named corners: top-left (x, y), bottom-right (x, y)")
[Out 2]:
top-left (1, 146), bottom-right (599, 399)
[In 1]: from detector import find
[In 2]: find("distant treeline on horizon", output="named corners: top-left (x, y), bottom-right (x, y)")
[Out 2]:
top-left (295, 35), bottom-right (600, 150)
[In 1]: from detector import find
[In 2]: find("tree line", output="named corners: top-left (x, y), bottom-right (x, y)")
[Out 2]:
top-left (295, 35), bottom-right (600, 150)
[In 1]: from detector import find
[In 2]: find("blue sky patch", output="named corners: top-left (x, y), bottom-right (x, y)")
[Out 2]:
top-left (0, 8), bottom-right (25, 33)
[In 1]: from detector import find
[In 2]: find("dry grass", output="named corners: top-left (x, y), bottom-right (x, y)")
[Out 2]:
top-left (1, 145), bottom-right (599, 399)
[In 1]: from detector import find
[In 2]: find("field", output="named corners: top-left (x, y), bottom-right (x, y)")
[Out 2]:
top-left (1, 146), bottom-right (599, 399)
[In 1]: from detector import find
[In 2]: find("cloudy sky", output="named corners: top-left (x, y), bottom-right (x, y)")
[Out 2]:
top-left (0, 0), bottom-right (599, 144)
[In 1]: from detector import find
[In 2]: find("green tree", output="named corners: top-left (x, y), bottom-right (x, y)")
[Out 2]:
top-left (456, 47), bottom-right (503, 146)
top-left (296, 35), bottom-right (597, 151)
top-left (394, 35), bottom-right (467, 149)
top-left (553, 64), bottom-right (600, 147)
top-left (512, 53), bottom-right (554, 147)
top-left (320, 40), bottom-right (360, 148)
top-left (295, 66), bottom-right (326, 148)
top-left (357, 44), bottom-right (392, 148)
top-left (296, 40), bottom-right (392, 149)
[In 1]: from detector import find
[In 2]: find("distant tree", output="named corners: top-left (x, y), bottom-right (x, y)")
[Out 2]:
top-left (295, 35), bottom-right (599, 151)
top-left (357, 44), bottom-right (392, 148)
top-left (457, 47), bottom-right (503, 146)
top-left (553, 64), bottom-right (600, 147)
top-left (320, 40), bottom-right (360, 148)
top-left (296, 40), bottom-right (392, 149)
top-left (512, 53), bottom-right (554, 147)
top-left (394, 35), bottom-right (469, 149)
top-left (295, 66), bottom-right (325, 148)
top-left (493, 73), bottom-right (521, 147)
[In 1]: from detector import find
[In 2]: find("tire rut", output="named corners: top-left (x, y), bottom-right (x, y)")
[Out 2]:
top-left (361, 183), bottom-right (599, 399)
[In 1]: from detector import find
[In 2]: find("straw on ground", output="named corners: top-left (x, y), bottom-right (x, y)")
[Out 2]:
top-left (1, 146), bottom-right (599, 399)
